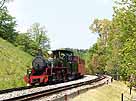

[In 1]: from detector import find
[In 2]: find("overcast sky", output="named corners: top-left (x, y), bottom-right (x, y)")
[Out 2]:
top-left (7, 0), bottom-right (113, 49)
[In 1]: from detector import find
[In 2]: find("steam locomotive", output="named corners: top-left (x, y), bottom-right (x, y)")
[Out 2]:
top-left (24, 49), bottom-right (85, 85)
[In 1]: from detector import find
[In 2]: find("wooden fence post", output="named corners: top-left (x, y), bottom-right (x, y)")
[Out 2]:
top-left (64, 94), bottom-right (67, 101)
top-left (121, 93), bottom-right (123, 101)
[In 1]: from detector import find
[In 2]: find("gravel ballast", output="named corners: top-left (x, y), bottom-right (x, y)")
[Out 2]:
top-left (35, 75), bottom-right (112, 101)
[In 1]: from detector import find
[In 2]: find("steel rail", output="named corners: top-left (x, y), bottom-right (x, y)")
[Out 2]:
top-left (0, 84), bottom-right (48, 94)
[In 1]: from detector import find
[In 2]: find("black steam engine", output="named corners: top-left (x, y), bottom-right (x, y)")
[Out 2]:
top-left (24, 49), bottom-right (85, 85)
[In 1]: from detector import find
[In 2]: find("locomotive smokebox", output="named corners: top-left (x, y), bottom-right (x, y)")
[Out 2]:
top-left (32, 56), bottom-right (47, 71)
top-left (32, 49), bottom-right (47, 72)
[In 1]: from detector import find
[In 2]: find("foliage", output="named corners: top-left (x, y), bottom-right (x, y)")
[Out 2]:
top-left (88, 0), bottom-right (136, 86)
top-left (0, 7), bottom-right (17, 43)
top-left (15, 23), bottom-right (50, 56)
top-left (62, 48), bottom-right (88, 60)
top-left (88, 19), bottom-right (111, 74)
top-left (27, 23), bottom-right (50, 55)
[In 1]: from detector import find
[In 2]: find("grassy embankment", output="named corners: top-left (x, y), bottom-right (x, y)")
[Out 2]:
top-left (0, 38), bottom-right (33, 90)
top-left (72, 81), bottom-right (136, 101)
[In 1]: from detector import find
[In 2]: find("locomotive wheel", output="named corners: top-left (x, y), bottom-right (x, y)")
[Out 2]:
top-left (48, 75), bottom-right (57, 84)
top-left (47, 76), bottom-right (53, 84)
top-left (31, 83), bottom-right (35, 86)
top-left (61, 70), bottom-right (66, 82)
top-left (40, 82), bottom-right (45, 85)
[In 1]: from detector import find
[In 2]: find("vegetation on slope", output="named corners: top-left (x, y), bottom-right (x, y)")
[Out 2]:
top-left (0, 38), bottom-right (33, 89)
top-left (72, 81), bottom-right (136, 101)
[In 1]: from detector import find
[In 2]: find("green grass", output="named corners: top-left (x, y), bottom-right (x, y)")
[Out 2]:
top-left (0, 38), bottom-right (33, 90)
top-left (72, 81), bottom-right (136, 101)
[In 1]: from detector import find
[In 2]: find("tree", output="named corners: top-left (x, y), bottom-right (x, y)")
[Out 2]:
top-left (88, 19), bottom-right (111, 74)
top-left (0, 0), bottom-right (17, 44)
top-left (0, 7), bottom-right (17, 43)
top-left (15, 23), bottom-right (50, 56)
top-left (90, 19), bottom-right (111, 47)
top-left (0, 0), bottom-right (14, 9)
top-left (16, 33), bottom-right (32, 51)
top-left (26, 23), bottom-right (50, 55)
top-left (112, 0), bottom-right (136, 82)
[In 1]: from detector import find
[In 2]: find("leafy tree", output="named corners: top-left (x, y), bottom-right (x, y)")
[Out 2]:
top-left (0, 7), bottom-right (17, 43)
top-left (27, 23), bottom-right (50, 51)
top-left (88, 19), bottom-right (111, 74)
top-left (16, 33), bottom-right (32, 51)
top-left (15, 23), bottom-right (50, 56)
top-left (112, 0), bottom-right (136, 82)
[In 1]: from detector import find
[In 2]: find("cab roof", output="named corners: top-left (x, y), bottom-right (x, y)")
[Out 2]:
top-left (52, 49), bottom-right (73, 54)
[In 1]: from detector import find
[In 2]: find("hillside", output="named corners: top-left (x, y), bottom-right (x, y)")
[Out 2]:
top-left (0, 38), bottom-right (33, 90)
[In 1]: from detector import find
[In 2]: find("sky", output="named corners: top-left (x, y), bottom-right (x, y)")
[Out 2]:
top-left (7, 0), bottom-right (113, 50)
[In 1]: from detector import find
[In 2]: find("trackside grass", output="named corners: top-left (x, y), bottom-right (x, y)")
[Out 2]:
top-left (0, 38), bottom-right (33, 90)
top-left (72, 81), bottom-right (136, 101)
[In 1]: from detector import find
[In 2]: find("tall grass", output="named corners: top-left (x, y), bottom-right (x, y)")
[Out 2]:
top-left (0, 38), bottom-right (33, 90)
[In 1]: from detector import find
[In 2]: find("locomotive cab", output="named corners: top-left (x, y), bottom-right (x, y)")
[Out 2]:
top-left (52, 50), bottom-right (73, 67)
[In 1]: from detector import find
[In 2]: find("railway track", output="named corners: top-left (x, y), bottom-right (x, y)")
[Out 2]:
top-left (0, 76), bottom-right (111, 101)
top-left (0, 78), bottom-right (83, 95)
top-left (0, 75), bottom-right (108, 101)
